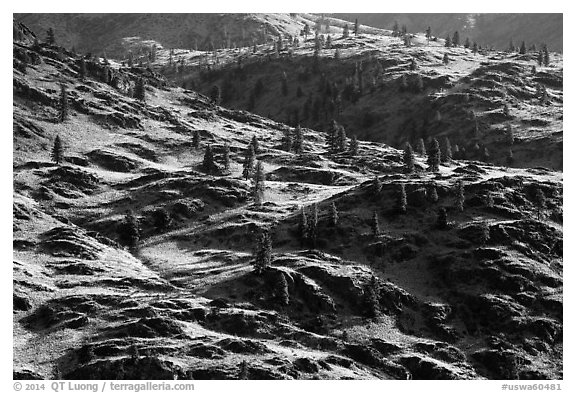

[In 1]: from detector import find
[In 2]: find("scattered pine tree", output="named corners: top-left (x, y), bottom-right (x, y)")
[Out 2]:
top-left (202, 145), bottom-right (218, 174)
top-left (222, 144), bottom-right (231, 171)
top-left (427, 138), bottom-right (441, 172)
top-left (416, 138), bottom-right (426, 156)
top-left (437, 207), bottom-right (448, 229)
top-left (58, 84), bottom-right (68, 122)
top-left (349, 134), bottom-right (359, 156)
top-left (354, 18), bottom-right (359, 36)
top-left (506, 149), bottom-right (514, 166)
top-left (298, 206), bottom-right (308, 246)
top-left (51, 135), bottom-right (64, 165)
top-left (363, 276), bottom-right (380, 318)
top-left (46, 28), bottom-right (55, 45)
top-left (429, 183), bottom-right (439, 203)
top-left (118, 210), bottom-right (140, 248)
top-left (78, 58), bottom-right (86, 80)
top-left (192, 130), bottom-right (201, 149)
top-left (274, 273), bottom-right (289, 307)
top-left (307, 203), bottom-right (319, 248)
top-left (329, 202), bottom-right (339, 227)
top-left (396, 184), bottom-right (407, 214)
top-left (250, 135), bottom-right (260, 154)
top-left (238, 360), bottom-right (249, 380)
top-left (252, 160), bottom-right (265, 205)
top-left (134, 78), bottom-right (146, 101)
top-left (293, 125), bottom-right (304, 154)
top-left (534, 187), bottom-right (546, 220)
top-left (371, 211), bottom-right (381, 237)
top-left (441, 137), bottom-right (452, 163)
top-left (452, 31), bottom-right (460, 46)
top-left (455, 181), bottom-right (465, 212)
top-left (403, 142), bottom-right (415, 173)
top-left (372, 175), bottom-right (382, 197)
top-left (253, 230), bottom-right (272, 274)
top-left (443, 53), bottom-right (449, 65)
top-left (520, 41), bottom-right (526, 54)
top-left (242, 145), bottom-right (255, 180)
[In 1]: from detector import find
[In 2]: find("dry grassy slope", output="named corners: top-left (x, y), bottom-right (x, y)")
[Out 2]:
top-left (13, 24), bottom-right (562, 380)
top-left (168, 30), bottom-right (562, 170)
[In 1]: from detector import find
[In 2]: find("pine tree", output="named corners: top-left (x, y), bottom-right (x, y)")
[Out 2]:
top-left (152, 208), bottom-right (172, 232)
top-left (410, 58), bottom-right (417, 71)
top-left (455, 181), bottom-right (465, 212)
top-left (445, 35), bottom-right (452, 48)
top-left (51, 135), bottom-right (64, 165)
top-left (282, 127), bottom-right (293, 152)
top-left (392, 21), bottom-right (399, 37)
top-left (58, 84), bottom-right (68, 123)
top-left (46, 28), bottom-right (55, 45)
top-left (134, 78), bottom-right (146, 101)
top-left (371, 211), bottom-right (381, 237)
top-left (429, 183), bottom-right (439, 203)
top-left (78, 57), bottom-right (86, 80)
top-left (543, 45), bottom-right (550, 66)
top-left (210, 85), bottom-right (221, 105)
top-left (222, 144), bottom-right (230, 171)
top-left (192, 130), bottom-right (201, 149)
top-left (427, 138), bottom-right (441, 172)
top-left (520, 41), bottom-right (526, 54)
top-left (443, 53), bottom-right (450, 65)
top-left (416, 138), bottom-right (426, 156)
top-left (505, 124), bottom-right (514, 146)
top-left (329, 202), bottom-right (339, 227)
top-left (354, 18), bottom-right (359, 36)
top-left (506, 148), bottom-right (514, 166)
top-left (242, 145), bottom-right (255, 180)
top-left (396, 184), bottom-right (407, 214)
top-left (202, 145), bottom-right (218, 173)
top-left (363, 276), bottom-right (380, 318)
top-left (298, 206), bottom-right (308, 246)
top-left (293, 125), bottom-right (304, 154)
top-left (349, 134), bottom-right (359, 156)
top-left (403, 142), bottom-right (415, 173)
top-left (307, 203), bottom-right (319, 248)
top-left (238, 360), bottom-right (249, 380)
top-left (464, 37), bottom-right (471, 48)
top-left (437, 207), bottom-right (448, 229)
top-left (253, 160), bottom-right (265, 205)
top-left (472, 42), bottom-right (478, 55)
top-left (342, 25), bottom-right (349, 38)
top-left (441, 137), bottom-right (452, 163)
top-left (538, 50), bottom-right (544, 66)
top-left (337, 124), bottom-right (347, 152)
top-left (101, 65), bottom-right (110, 84)
top-left (274, 272), bottom-right (289, 307)
top-left (119, 210), bottom-right (140, 248)
top-left (452, 31), bottom-right (460, 46)
top-left (250, 135), bottom-right (260, 154)
top-left (372, 175), bottom-right (382, 197)
top-left (508, 41), bottom-right (515, 52)
top-left (253, 230), bottom-right (272, 274)
top-left (534, 187), bottom-right (546, 220)
top-left (425, 26), bottom-right (432, 41)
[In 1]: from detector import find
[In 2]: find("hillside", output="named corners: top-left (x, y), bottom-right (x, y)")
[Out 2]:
top-left (13, 19), bottom-right (563, 380)
top-left (157, 25), bottom-right (562, 170)
top-left (332, 14), bottom-right (563, 52)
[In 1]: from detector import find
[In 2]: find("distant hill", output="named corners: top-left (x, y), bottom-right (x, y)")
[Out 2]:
top-left (332, 14), bottom-right (563, 52)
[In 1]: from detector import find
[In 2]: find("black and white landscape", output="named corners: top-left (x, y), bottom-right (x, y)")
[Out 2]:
top-left (13, 13), bottom-right (563, 380)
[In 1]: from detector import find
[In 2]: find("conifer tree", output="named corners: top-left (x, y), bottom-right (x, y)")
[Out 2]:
top-left (363, 275), bottom-right (380, 318)
top-left (242, 145), bottom-right (255, 180)
top-left (51, 135), bottom-right (64, 165)
top-left (210, 85), bottom-right (221, 105)
top-left (307, 203), bottom-right (319, 248)
top-left (293, 125), bottom-right (304, 154)
top-left (520, 41), bottom-right (526, 54)
top-left (202, 145), bottom-right (218, 174)
top-left (445, 35), bottom-right (452, 47)
top-left (455, 181), bottom-right (465, 212)
top-left (396, 184), bottom-right (407, 214)
top-left (506, 149), bottom-right (514, 166)
top-left (543, 45), bottom-right (550, 66)
top-left (410, 58), bottom-right (417, 71)
top-left (329, 202), bottom-right (338, 227)
top-left (337, 124), bottom-right (347, 152)
top-left (342, 25), bottom-right (349, 38)
top-left (403, 142), bottom-right (415, 173)
top-left (416, 138), bottom-right (426, 156)
top-left (426, 26), bottom-right (432, 41)
top-left (452, 31), bottom-right (460, 46)
top-left (253, 160), bottom-right (265, 205)
top-left (354, 19), bottom-right (359, 36)
top-left (192, 130), bottom-right (201, 149)
top-left (119, 210), bottom-right (140, 248)
top-left (274, 273), bottom-right (289, 307)
top-left (472, 42), bottom-right (478, 55)
top-left (101, 65), bottom-right (110, 84)
top-left (369, 177), bottom-right (382, 200)
top-left (453, 144), bottom-right (460, 159)
top-left (58, 84), bottom-right (68, 123)
top-left (298, 206), bottom-right (308, 246)
top-left (250, 135), bottom-right (260, 154)
top-left (371, 211), bottom-right (381, 237)
top-left (222, 144), bottom-right (230, 171)
top-left (253, 230), bottom-right (272, 274)
top-left (238, 360), bottom-right (249, 380)
top-left (505, 124), bottom-right (514, 146)
top-left (443, 53), bottom-right (450, 65)
top-left (281, 127), bottom-right (293, 152)
top-left (464, 37), bottom-right (471, 48)
top-left (534, 187), bottom-right (546, 220)
top-left (349, 134), bottom-right (359, 156)
top-left (134, 78), bottom-right (146, 101)
top-left (46, 28), bottom-right (55, 45)
top-left (437, 207), bottom-right (448, 229)
top-left (429, 183), bottom-right (439, 203)
top-left (441, 137), bottom-right (452, 163)
top-left (427, 138), bottom-right (441, 172)
top-left (538, 50), bottom-right (544, 66)
top-left (78, 57), bottom-right (86, 80)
